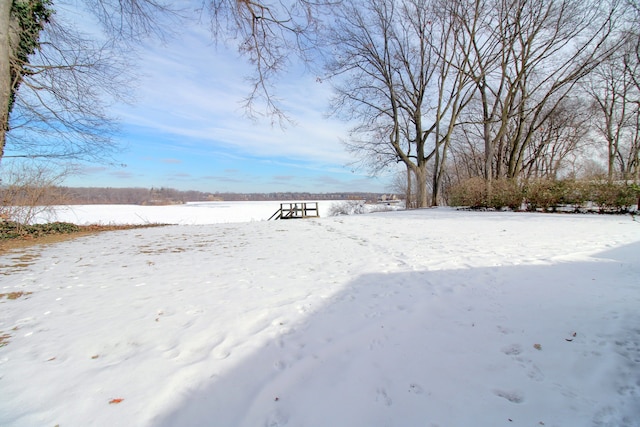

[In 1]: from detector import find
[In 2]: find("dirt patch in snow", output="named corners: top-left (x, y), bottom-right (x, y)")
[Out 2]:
top-left (0, 224), bottom-right (170, 255)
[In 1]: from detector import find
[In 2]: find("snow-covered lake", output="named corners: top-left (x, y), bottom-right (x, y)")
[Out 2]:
top-left (1, 206), bottom-right (639, 426)
top-left (41, 200), bottom-right (346, 225)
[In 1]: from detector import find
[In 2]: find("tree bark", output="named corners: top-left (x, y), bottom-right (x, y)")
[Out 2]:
top-left (415, 165), bottom-right (428, 208)
top-left (406, 165), bottom-right (413, 209)
top-left (482, 89), bottom-right (493, 193)
top-left (0, 0), bottom-right (12, 160)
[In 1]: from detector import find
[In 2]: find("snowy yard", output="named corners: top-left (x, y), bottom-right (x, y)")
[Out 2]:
top-left (1, 206), bottom-right (639, 426)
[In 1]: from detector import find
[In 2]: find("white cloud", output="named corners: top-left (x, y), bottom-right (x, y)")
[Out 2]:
top-left (53, 6), bottom-right (391, 193)
top-left (116, 24), bottom-right (352, 167)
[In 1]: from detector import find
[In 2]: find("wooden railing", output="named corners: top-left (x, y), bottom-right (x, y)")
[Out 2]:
top-left (268, 202), bottom-right (319, 220)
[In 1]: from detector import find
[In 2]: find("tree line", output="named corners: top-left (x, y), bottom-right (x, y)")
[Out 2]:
top-left (59, 187), bottom-right (387, 205)
top-left (326, 0), bottom-right (639, 207)
top-left (1, 0), bottom-right (639, 209)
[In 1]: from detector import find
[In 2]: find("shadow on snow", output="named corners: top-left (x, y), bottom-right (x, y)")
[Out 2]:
top-left (154, 242), bottom-right (640, 427)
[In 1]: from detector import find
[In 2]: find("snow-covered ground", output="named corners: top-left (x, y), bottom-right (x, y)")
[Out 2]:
top-left (1, 206), bottom-right (639, 427)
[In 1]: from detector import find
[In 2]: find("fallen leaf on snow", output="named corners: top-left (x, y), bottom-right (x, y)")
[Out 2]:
top-left (109, 398), bottom-right (124, 404)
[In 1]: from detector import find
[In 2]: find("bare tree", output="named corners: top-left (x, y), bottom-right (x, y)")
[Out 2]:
top-left (622, 2), bottom-right (640, 182)
top-left (6, 17), bottom-right (130, 162)
top-left (520, 96), bottom-right (592, 179)
top-left (450, 0), bottom-right (624, 188)
top-left (586, 34), bottom-right (640, 182)
top-left (0, 0), bottom-right (173, 163)
top-left (206, 0), bottom-right (337, 121)
top-left (388, 166), bottom-right (418, 208)
top-left (1, 0), bottom-right (52, 160)
top-left (626, 0), bottom-right (640, 89)
top-left (0, 160), bottom-right (70, 225)
top-left (326, 0), bottom-right (472, 207)
top-left (0, 0), bottom-right (337, 164)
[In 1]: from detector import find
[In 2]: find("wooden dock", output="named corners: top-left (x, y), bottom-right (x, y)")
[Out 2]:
top-left (268, 202), bottom-right (319, 220)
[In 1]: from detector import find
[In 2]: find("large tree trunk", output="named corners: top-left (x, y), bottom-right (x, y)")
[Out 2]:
top-left (416, 165), bottom-right (428, 208)
top-left (405, 166), bottom-right (413, 209)
top-left (607, 121), bottom-right (616, 183)
top-left (0, 0), bottom-right (12, 160)
top-left (432, 138), bottom-right (441, 206)
top-left (433, 134), bottom-right (452, 206)
top-left (483, 116), bottom-right (493, 193)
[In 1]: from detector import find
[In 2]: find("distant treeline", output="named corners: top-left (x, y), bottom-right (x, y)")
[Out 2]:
top-left (59, 187), bottom-right (390, 205)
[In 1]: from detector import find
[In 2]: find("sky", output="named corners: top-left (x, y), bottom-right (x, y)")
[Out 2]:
top-left (55, 10), bottom-right (395, 194)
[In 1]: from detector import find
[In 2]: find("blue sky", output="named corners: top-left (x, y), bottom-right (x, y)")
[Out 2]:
top-left (59, 20), bottom-right (394, 193)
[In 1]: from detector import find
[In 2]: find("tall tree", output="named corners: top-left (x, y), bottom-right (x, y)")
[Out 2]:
top-left (1, 0), bottom-right (52, 160)
top-left (327, 0), bottom-right (472, 207)
top-left (451, 0), bottom-right (624, 186)
top-left (587, 35), bottom-right (640, 181)
top-left (519, 96), bottom-right (591, 179)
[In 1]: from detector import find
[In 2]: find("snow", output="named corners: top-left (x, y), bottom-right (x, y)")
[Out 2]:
top-left (1, 205), bottom-right (639, 427)
top-left (38, 201), bottom-right (341, 225)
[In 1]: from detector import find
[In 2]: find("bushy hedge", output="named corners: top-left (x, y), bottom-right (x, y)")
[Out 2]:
top-left (449, 179), bottom-right (640, 213)
top-left (489, 179), bottom-right (524, 210)
top-left (447, 177), bottom-right (487, 208)
top-left (589, 181), bottom-right (640, 212)
top-left (525, 179), bottom-right (586, 211)
top-left (448, 178), bottom-right (523, 210)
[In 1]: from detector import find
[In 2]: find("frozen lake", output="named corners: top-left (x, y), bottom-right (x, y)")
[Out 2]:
top-left (41, 200), bottom-right (346, 225)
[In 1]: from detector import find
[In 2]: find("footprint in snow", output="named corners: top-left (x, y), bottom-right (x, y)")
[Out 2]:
top-left (376, 388), bottom-right (393, 406)
top-left (496, 325), bottom-right (513, 335)
top-left (501, 343), bottom-right (522, 356)
top-left (501, 343), bottom-right (545, 381)
top-left (274, 360), bottom-right (288, 370)
top-left (408, 383), bottom-right (424, 394)
top-left (591, 405), bottom-right (625, 427)
top-left (368, 338), bottom-right (384, 351)
top-left (522, 360), bottom-right (545, 381)
top-left (209, 337), bottom-right (231, 359)
top-left (493, 389), bottom-right (524, 403)
top-left (265, 409), bottom-right (290, 427)
top-left (212, 348), bottom-right (230, 359)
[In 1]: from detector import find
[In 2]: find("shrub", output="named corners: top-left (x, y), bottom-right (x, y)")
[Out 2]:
top-left (448, 177), bottom-right (487, 208)
top-left (449, 178), bottom-right (523, 210)
top-left (449, 177), bottom-right (639, 213)
top-left (588, 181), bottom-right (639, 213)
top-left (524, 179), bottom-right (639, 212)
top-left (523, 179), bottom-right (589, 211)
top-left (0, 221), bottom-right (79, 239)
top-left (524, 179), bottom-right (562, 211)
top-left (487, 179), bottom-right (523, 210)
top-left (559, 180), bottom-right (590, 207)
top-left (0, 162), bottom-right (69, 226)
top-left (329, 200), bottom-right (366, 216)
